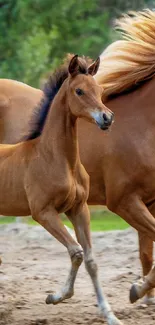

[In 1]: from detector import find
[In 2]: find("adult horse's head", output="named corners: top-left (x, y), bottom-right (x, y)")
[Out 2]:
top-left (67, 55), bottom-right (114, 130)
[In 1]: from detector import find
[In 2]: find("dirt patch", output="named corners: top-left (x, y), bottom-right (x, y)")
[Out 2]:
top-left (0, 223), bottom-right (155, 325)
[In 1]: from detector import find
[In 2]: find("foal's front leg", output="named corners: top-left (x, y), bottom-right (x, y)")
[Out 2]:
top-left (33, 206), bottom-right (83, 304)
top-left (67, 203), bottom-right (122, 325)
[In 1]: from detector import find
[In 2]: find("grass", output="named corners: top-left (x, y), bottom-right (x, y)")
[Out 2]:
top-left (64, 209), bottom-right (129, 231)
top-left (0, 216), bottom-right (16, 224)
top-left (0, 207), bottom-right (129, 232)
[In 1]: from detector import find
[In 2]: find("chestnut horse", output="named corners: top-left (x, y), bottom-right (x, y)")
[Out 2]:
top-left (0, 55), bottom-right (120, 325)
top-left (1, 9), bottom-right (155, 308)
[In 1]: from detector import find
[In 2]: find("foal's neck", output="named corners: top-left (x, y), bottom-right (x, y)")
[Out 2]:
top-left (39, 82), bottom-right (79, 171)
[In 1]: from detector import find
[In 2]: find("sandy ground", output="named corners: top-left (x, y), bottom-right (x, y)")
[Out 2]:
top-left (0, 223), bottom-right (155, 325)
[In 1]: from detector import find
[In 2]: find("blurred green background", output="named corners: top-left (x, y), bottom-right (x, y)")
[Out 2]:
top-left (0, 0), bottom-right (153, 87)
top-left (0, 0), bottom-right (153, 231)
top-left (0, 207), bottom-right (129, 232)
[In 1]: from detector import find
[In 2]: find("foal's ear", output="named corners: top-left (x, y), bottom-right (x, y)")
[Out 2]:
top-left (68, 55), bottom-right (79, 76)
top-left (88, 57), bottom-right (100, 76)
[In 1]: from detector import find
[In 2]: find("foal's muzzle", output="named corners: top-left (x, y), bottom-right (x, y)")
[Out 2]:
top-left (91, 111), bottom-right (114, 130)
top-left (100, 112), bottom-right (114, 130)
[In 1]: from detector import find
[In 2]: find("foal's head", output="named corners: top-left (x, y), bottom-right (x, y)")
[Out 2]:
top-left (26, 54), bottom-right (114, 141)
top-left (67, 55), bottom-right (113, 130)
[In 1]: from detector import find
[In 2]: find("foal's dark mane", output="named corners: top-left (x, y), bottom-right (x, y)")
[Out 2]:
top-left (26, 55), bottom-right (90, 141)
top-left (26, 65), bottom-right (68, 140)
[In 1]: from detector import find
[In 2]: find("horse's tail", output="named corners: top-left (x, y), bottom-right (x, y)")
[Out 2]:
top-left (95, 10), bottom-right (155, 100)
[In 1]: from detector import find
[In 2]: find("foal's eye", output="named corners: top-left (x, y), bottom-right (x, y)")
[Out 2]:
top-left (75, 88), bottom-right (84, 96)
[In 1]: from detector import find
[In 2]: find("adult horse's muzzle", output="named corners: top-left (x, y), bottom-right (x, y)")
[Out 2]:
top-left (91, 110), bottom-right (114, 130)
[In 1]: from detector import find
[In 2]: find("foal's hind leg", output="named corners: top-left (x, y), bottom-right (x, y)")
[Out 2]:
top-left (138, 231), bottom-right (155, 304)
top-left (67, 203), bottom-right (122, 325)
top-left (33, 205), bottom-right (83, 304)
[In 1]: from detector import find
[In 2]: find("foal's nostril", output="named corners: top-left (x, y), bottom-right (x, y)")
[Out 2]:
top-left (103, 113), bottom-right (112, 126)
top-left (103, 113), bottom-right (108, 122)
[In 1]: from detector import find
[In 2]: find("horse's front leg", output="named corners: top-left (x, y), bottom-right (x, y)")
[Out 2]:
top-left (138, 231), bottom-right (155, 304)
top-left (67, 203), bottom-right (123, 325)
top-left (33, 205), bottom-right (83, 304)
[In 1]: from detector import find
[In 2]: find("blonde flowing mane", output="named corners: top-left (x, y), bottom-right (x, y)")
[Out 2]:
top-left (95, 10), bottom-right (155, 100)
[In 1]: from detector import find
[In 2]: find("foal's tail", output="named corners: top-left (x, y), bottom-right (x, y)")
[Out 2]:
top-left (95, 9), bottom-right (155, 100)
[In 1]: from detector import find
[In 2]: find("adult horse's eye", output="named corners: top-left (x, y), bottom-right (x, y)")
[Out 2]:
top-left (75, 88), bottom-right (84, 96)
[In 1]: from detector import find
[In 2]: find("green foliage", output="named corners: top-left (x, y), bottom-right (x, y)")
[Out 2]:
top-left (0, 0), bottom-right (154, 86)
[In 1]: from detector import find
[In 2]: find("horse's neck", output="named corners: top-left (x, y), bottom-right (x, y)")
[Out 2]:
top-left (39, 85), bottom-right (79, 171)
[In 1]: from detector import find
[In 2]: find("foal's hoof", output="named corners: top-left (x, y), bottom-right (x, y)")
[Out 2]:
top-left (99, 309), bottom-right (123, 325)
top-left (108, 314), bottom-right (123, 325)
top-left (104, 313), bottom-right (123, 325)
top-left (46, 294), bottom-right (57, 305)
top-left (130, 284), bottom-right (139, 304)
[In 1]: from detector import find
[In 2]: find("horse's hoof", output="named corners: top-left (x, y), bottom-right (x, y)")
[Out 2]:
top-left (130, 284), bottom-right (139, 303)
top-left (0, 258), bottom-right (2, 265)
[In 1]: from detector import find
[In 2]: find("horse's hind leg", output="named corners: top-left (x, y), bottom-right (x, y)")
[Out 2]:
top-left (67, 203), bottom-right (122, 325)
top-left (130, 265), bottom-right (155, 304)
top-left (107, 195), bottom-right (155, 304)
top-left (138, 231), bottom-right (155, 304)
top-left (33, 205), bottom-right (83, 304)
top-left (133, 201), bottom-right (155, 304)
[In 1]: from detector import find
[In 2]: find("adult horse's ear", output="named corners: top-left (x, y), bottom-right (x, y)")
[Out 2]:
top-left (88, 57), bottom-right (100, 76)
top-left (68, 55), bottom-right (79, 76)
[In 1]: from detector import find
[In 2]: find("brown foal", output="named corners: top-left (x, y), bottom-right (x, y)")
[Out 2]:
top-left (0, 56), bottom-right (122, 325)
